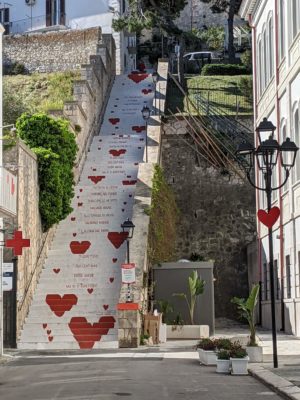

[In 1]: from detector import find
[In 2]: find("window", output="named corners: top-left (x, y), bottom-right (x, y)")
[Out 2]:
top-left (264, 262), bottom-right (268, 300)
top-left (298, 251), bottom-right (300, 296)
top-left (257, 39), bottom-right (262, 97)
top-left (281, 123), bottom-right (289, 191)
top-left (279, 0), bottom-right (286, 60)
top-left (268, 17), bottom-right (274, 80)
top-left (262, 30), bottom-right (267, 90)
top-left (292, 0), bottom-right (300, 39)
top-left (294, 108), bottom-right (300, 182)
top-left (0, 7), bottom-right (9, 34)
top-left (286, 255), bottom-right (291, 298)
top-left (274, 259), bottom-right (280, 299)
top-left (46, 0), bottom-right (65, 27)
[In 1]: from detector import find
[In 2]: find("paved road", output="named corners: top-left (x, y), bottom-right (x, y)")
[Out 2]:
top-left (0, 355), bottom-right (283, 400)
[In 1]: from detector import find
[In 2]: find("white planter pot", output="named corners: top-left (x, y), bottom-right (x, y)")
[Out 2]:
top-left (159, 323), bottom-right (167, 343)
top-left (230, 357), bottom-right (249, 375)
top-left (246, 346), bottom-right (263, 363)
top-left (216, 359), bottom-right (231, 373)
top-left (198, 349), bottom-right (217, 365)
top-left (167, 325), bottom-right (209, 339)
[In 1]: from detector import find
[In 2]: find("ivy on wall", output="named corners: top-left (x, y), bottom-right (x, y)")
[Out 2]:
top-left (148, 165), bottom-right (179, 265)
top-left (16, 113), bottom-right (78, 231)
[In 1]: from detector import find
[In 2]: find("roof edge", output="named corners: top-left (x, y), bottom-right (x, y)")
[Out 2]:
top-left (239, 0), bottom-right (257, 20)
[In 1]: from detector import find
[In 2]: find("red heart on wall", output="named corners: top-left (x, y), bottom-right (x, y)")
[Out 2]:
top-left (48, 336), bottom-right (53, 342)
top-left (109, 118), bottom-right (120, 125)
top-left (103, 304), bottom-right (109, 310)
top-left (109, 277), bottom-right (114, 283)
top-left (46, 294), bottom-right (78, 317)
top-left (257, 207), bottom-right (280, 228)
top-left (107, 232), bottom-right (128, 249)
top-left (88, 176), bottom-right (105, 184)
top-left (47, 330), bottom-right (51, 335)
top-left (112, 258), bottom-right (117, 263)
top-left (42, 323), bottom-right (47, 329)
top-left (128, 73), bottom-right (148, 83)
top-left (69, 316), bottom-right (115, 349)
top-left (87, 288), bottom-right (94, 294)
top-left (70, 241), bottom-right (91, 254)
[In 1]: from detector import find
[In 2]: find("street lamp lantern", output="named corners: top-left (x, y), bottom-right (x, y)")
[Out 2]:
top-left (280, 137), bottom-right (298, 169)
top-left (256, 117), bottom-right (277, 144)
top-left (121, 218), bottom-right (135, 240)
top-left (236, 118), bottom-right (299, 369)
top-left (141, 105), bottom-right (151, 121)
top-left (141, 106), bottom-right (150, 163)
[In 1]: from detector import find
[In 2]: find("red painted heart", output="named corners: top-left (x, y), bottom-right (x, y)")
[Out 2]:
top-left (73, 233), bottom-right (77, 237)
top-left (46, 294), bottom-right (78, 317)
top-left (109, 149), bottom-right (126, 157)
top-left (88, 176), bottom-right (105, 184)
top-left (109, 277), bottom-right (114, 283)
top-left (53, 268), bottom-right (60, 274)
top-left (78, 202), bottom-right (83, 207)
top-left (122, 180), bottom-right (137, 186)
top-left (69, 316), bottom-right (115, 349)
top-left (109, 118), bottom-right (120, 125)
top-left (47, 329), bottom-right (51, 335)
top-left (112, 258), bottom-right (117, 263)
top-left (107, 232), bottom-right (128, 249)
top-left (128, 73), bottom-right (148, 84)
top-left (42, 323), bottom-right (47, 329)
top-left (257, 207), bottom-right (280, 228)
top-left (71, 217), bottom-right (76, 221)
top-left (48, 336), bottom-right (54, 342)
top-left (103, 304), bottom-right (109, 310)
top-left (87, 288), bottom-right (94, 294)
top-left (132, 126), bottom-right (146, 133)
top-left (70, 241), bottom-right (91, 254)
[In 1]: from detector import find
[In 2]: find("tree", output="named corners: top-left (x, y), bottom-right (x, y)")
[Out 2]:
top-left (199, 0), bottom-right (243, 63)
top-left (112, 0), bottom-right (187, 84)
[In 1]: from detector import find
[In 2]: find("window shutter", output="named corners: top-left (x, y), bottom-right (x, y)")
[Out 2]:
top-left (60, 0), bottom-right (66, 25)
top-left (46, 0), bottom-right (51, 26)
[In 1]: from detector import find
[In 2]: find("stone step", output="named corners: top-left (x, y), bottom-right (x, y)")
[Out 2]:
top-left (17, 340), bottom-right (119, 350)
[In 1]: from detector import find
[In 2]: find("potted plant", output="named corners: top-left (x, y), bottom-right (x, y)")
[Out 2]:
top-left (196, 338), bottom-right (217, 365)
top-left (155, 299), bottom-right (173, 343)
top-left (216, 349), bottom-right (231, 374)
top-left (229, 342), bottom-right (249, 375)
top-left (169, 270), bottom-right (209, 339)
top-left (231, 284), bottom-right (262, 362)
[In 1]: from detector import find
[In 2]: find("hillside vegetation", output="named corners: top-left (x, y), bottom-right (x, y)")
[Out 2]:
top-left (4, 71), bottom-right (80, 125)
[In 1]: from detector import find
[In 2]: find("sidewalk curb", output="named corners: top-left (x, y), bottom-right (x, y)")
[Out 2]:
top-left (249, 365), bottom-right (300, 400)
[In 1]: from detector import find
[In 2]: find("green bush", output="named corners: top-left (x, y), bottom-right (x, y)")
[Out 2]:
top-left (3, 81), bottom-right (29, 125)
top-left (240, 50), bottom-right (252, 72)
top-left (201, 64), bottom-right (249, 76)
top-left (3, 62), bottom-right (27, 75)
top-left (238, 76), bottom-right (253, 103)
top-left (16, 113), bottom-right (78, 231)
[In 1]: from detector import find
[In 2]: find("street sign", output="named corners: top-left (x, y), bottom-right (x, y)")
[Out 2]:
top-left (121, 263), bottom-right (136, 284)
top-left (2, 263), bottom-right (13, 291)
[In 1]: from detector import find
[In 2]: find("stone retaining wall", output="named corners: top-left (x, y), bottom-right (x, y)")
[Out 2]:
top-left (3, 27), bottom-right (103, 73)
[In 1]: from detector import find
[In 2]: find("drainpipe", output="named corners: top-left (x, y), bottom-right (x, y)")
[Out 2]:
top-left (274, 0), bottom-right (285, 332)
top-left (248, 14), bottom-right (262, 323)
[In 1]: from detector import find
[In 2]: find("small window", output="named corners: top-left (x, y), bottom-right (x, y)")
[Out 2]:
top-left (286, 255), bottom-right (291, 299)
top-left (264, 262), bottom-right (268, 300)
top-left (274, 259), bottom-right (280, 300)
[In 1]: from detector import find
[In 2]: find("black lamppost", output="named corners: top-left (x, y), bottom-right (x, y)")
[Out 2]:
top-left (141, 105), bottom-right (151, 163)
top-left (237, 117), bottom-right (298, 369)
top-left (121, 218), bottom-right (135, 303)
top-left (152, 72), bottom-right (159, 114)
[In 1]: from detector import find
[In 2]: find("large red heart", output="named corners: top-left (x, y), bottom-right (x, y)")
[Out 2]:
top-left (88, 176), bottom-right (105, 184)
top-left (257, 207), bottom-right (280, 228)
top-left (46, 294), bottom-right (78, 317)
top-left (70, 241), bottom-right (91, 254)
top-left (122, 180), bottom-right (137, 186)
top-left (109, 118), bottom-right (120, 125)
top-left (69, 316), bottom-right (115, 349)
top-left (128, 73), bottom-right (148, 83)
top-left (107, 232), bottom-right (128, 249)
top-left (109, 149), bottom-right (126, 157)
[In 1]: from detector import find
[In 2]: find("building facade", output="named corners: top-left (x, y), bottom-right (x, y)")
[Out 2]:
top-left (240, 0), bottom-right (300, 335)
top-left (0, 0), bottom-right (136, 73)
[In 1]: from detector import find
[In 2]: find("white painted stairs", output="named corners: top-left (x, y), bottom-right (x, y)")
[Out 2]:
top-left (18, 72), bottom-right (154, 350)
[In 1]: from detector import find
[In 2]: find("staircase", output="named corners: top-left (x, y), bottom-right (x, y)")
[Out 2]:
top-left (18, 72), bottom-right (154, 350)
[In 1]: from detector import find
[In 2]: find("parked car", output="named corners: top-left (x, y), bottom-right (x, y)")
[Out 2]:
top-left (182, 51), bottom-right (222, 73)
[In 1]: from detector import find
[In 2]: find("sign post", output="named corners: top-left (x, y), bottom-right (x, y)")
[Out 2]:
top-left (121, 263), bottom-right (136, 303)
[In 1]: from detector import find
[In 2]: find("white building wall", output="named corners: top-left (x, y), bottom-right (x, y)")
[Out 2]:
top-left (241, 0), bottom-right (300, 336)
top-left (3, 0), bottom-right (131, 74)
